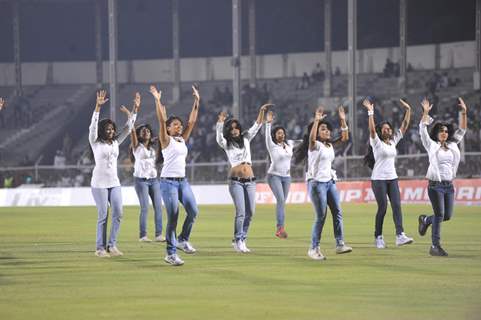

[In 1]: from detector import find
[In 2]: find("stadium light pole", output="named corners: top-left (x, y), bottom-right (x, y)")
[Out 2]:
top-left (13, 1), bottom-right (22, 97)
top-left (347, 0), bottom-right (357, 155)
top-left (248, 0), bottom-right (256, 89)
top-left (232, 0), bottom-right (242, 120)
top-left (399, 0), bottom-right (407, 95)
top-left (95, 0), bottom-right (103, 90)
top-left (108, 0), bottom-right (118, 123)
top-left (475, 0), bottom-right (481, 90)
top-left (323, 0), bottom-right (332, 97)
top-left (172, 0), bottom-right (181, 103)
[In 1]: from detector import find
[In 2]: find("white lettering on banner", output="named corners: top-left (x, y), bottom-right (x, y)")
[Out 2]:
top-left (256, 192), bottom-right (271, 204)
top-left (364, 188), bottom-right (375, 202)
top-left (457, 187), bottom-right (474, 200)
top-left (404, 187), bottom-right (424, 201)
top-left (289, 191), bottom-right (308, 204)
top-left (344, 189), bottom-right (362, 202)
top-left (476, 187), bottom-right (481, 200)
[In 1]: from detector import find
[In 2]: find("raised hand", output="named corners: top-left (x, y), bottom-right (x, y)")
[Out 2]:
top-left (399, 99), bottom-right (411, 110)
top-left (192, 84), bottom-right (200, 102)
top-left (314, 106), bottom-right (326, 121)
top-left (120, 105), bottom-right (132, 118)
top-left (338, 105), bottom-right (346, 121)
top-left (218, 111), bottom-right (228, 122)
top-left (458, 97), bottom-right (467, 113)
top-left (0, 97), bottom-right (5, 110)
top-left (421, 98), bottom-right (432, 114)
top-left (96, 90), bottom-right (109, 107)
top-left (149, 85), bottom-right (162, 101)
top-left (133, 92), bottom-right (141, 112)
top-left (266, 110), bottom-right (274, 123)
top-left (362, 98), bottom-right (374, 112)
top-left (260, 103), bottom-right (274, 113)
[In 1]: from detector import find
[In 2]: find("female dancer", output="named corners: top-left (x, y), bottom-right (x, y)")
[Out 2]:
top-left (265, 110), bottom-right (294, 239)
top-left (293, 106), bottom-right (352, 260)
top-left (128, 92), bottom-right (165, 243)
top-left (150, 84), bottom-right (200, 266)
top-left (216, 103), bottom-right (270, 253)
top-left (89, 90), bottom-right (136, 258)
top-left (362, 98), bottom-right (414, 248)
top-left (417, 97), bottom-right (467, 256)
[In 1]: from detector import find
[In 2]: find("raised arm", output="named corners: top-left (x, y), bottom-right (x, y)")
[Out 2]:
top-left (0, 97), bottom-right (5, 111)
top-left (216, 111), bottom-right (228, 149)
top-left (117, 100), bottom-right (137, 145)
top-left (362, 98), bottom-right (376, 139)
top-left (245, 103), bottom-right (271, 141)
top-left (265, 111), bottom-right (276, 150)
top-left (255, 103), bottom-right (271, 124)
top-left (399, 99), bottom-right (412, 135)
top-left (458, 97), bottom-right (467, 131)
top-left (182, 85), bottom-right (200, 141)
top-left (150, 85), bottom-right (170, 149)
top-left (338, 105), bottom-right (349, 142)
top-left (129, 92), bottom-right (141, 149)
top-left (309, 107), bottom-right (325, 151)
top-left (419, 97), bottom-right (434, 151)
top-left (89, 90), bottom-right (109, 145)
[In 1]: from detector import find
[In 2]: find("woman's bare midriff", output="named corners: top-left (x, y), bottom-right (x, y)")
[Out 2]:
top-left (229, 163), bottom-right (254, 178)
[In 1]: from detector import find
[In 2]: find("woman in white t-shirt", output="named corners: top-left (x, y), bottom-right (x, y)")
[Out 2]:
top-left (127, 92), bottom-right (165, 243)
top-left (417, 97), bottom-right (467, 257)
top-left (293, 106), bottom-right (352, 260)
top-left (89, 90), bottom-right (136, 258)
top-left (150, 85), bottom-right (200, 266)
top-left (264, 110), bottom-right (296, 239)
top-left (362, 98), bottom-right (414, 249)
top-left (216, 104), bottom-right (270, 253)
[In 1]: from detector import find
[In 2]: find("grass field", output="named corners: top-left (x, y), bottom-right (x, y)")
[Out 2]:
top-left (0, 204), bottom-right (480, 320)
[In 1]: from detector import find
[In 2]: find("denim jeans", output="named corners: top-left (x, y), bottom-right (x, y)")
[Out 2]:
top-left (160, 178), bottom-right (198, 255)
top-left (426, 180), bottom-right (454, 246)
top-left (308, 179), bottom-right (344, 248)
top-left (228, 180), bottom-right (256, 241)
top-left (267, 174), bottom-right (291, 228)
top-left (91, 186), bottom-right (123, 250)
top-left (371, 179), bottom-right (404, 237)
top-left (134, 177), bottom-right (163, 238)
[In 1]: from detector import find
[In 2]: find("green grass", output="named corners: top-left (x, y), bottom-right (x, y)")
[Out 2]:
top-left (0, 204), bottom-right (480, 320)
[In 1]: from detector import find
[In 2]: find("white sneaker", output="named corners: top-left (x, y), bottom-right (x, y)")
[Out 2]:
top-left (108, 246), bottom-right (123, 257)
top-left (232, 240), bottom-right (243, 252)
top-left (396, 232), bottom-right (414, 246)
top-left (95, 249), bottom-right (110, 258)
top-left (164, 254), bottom-right (184, 266)
top-left (307, 247), bottom-right (326, 260)
top-left (176, 241), bottom-right (196, 254)
top-left (336, 244), bottom-right (353, 254)
top-left (155, 235), bottom-right (166, 242)
top-left (139, 236), bottom-right (152, 242)
top-left (240, 240), bottom-right (251, 253)
top-left (375, 235), bottom-right (386, 249)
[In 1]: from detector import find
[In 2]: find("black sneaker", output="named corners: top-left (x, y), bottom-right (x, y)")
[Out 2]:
top-left (429, 245), bottom-right (448, 257)
top-left (418, 215), bottom-right (429, 236)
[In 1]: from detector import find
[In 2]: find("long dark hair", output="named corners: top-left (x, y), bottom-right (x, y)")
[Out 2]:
top-left (129, 124), bottom-right (162, 165)
top-left (223, 119), bottom-right (245, 148)
top-left (429, 122), bottom-right (456, 143)
top-left (271, 126), bottom-right (287, 145)
top-left (363, 121), bottom-right (394, 170)
top-left (293, 120), bottom-right (333, 165)
top-left (97, 118), bottom-right (118, 142)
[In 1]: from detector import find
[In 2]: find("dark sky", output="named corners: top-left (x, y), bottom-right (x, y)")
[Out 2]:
top-left (0, 0), bottom-right (476, 62)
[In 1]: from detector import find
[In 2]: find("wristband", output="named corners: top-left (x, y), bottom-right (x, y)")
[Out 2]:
top-left (341, 126), bottom-right (349, 132)
top-left (367, 110), bottom-right (374, 116)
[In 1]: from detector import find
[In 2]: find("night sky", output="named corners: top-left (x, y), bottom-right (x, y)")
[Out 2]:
top-left (0, 0), bottom-right (476, 62)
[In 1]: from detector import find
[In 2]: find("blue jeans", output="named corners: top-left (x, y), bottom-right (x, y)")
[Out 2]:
top-left (426, 180), bottom-right (454, 246)
top-left (308, 179), bottom-right (344, 248)
top-left (267, 174), bottom-right (291, 228)
top-left (91, 186), bottom-right (123, 250)
top-left (134, 177), bottom-right (163, 238)
top-left (371, 179), bottom-right (404, 237)
top-left (160, 178), bottom-right (198, 255)
top-left (228, 180), bottom-right (256, 241)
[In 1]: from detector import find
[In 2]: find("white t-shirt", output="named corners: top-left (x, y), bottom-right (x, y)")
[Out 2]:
top-left (216, 121), bottom-right (262, 167)
top-left (160, 136), bottom-right (188, 178)
top-left (437, 148), bottom-right (454, 181)
top-left (265, 123), bottom-right (293, 177)
top-left (307, 141), bottom-right (336, 182)
top-left (133, 144), bottom-right (157, 179)
top-left (370, 130), bottom-right (403, 180)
